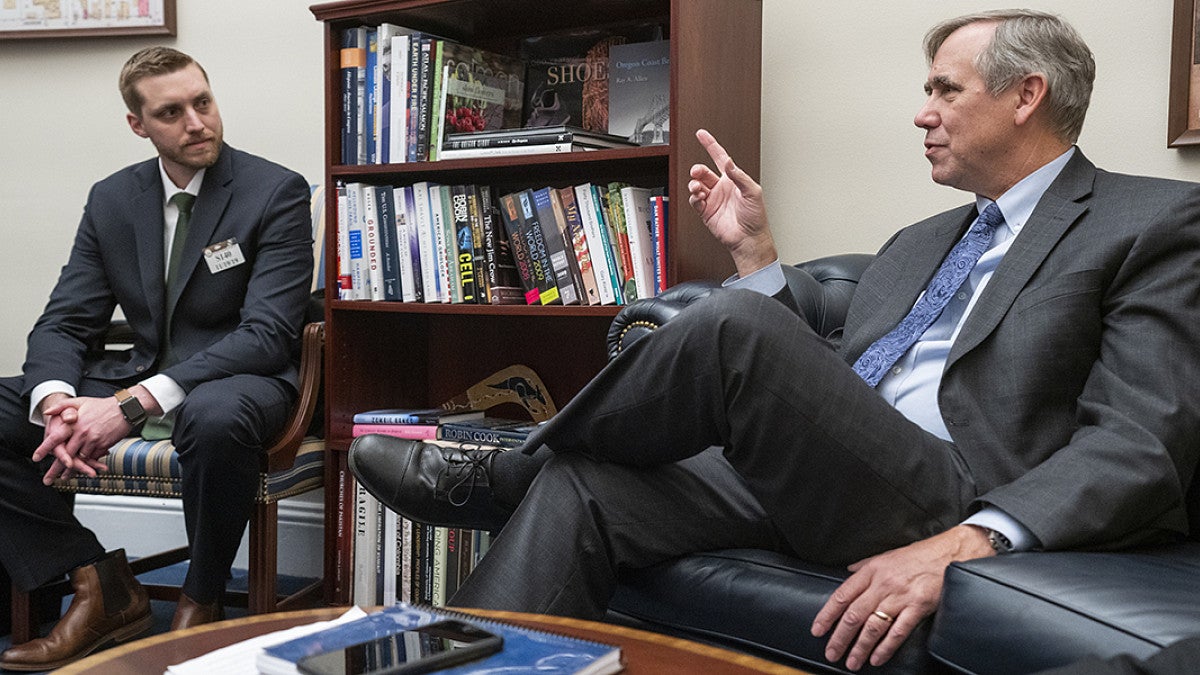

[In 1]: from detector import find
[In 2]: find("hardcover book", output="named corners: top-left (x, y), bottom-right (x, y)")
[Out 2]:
top-left (476, 185), bottom-right (526, 305)
top-left (573, 183), bottom-right (618, 305)
top-left (497, 191), bottom-right (542, 305)
top-left (607, 40), bottom-right (671, 145)
top-left (335, 183), bottom-right (353, 299)
top-left (515, 190), bottom-right (562, 305)
top-left (438, 417), bottom-right (543, 448)
top-left (257, 603), bottom-right (622, 675)
top-left (431, 41), bottom-right (526, 160)
top-left (465, 186), bottom-right (491, 303)
top-left (520, 23), bottom-right (663, 134)
top-left (352, 423), bottom-right (438, 440)
top-left (530, 187), bottom-right (580, 305)
top-left (412, 181), bottom-right (442, 302)
top-left (619, 185), bottom-right (656, 300)
top-left (340, 26), bottom-right (368, 165)
top-left (344, 182), bottom-right (368, 300)
top-left (427, 182), bottom-right (453, 300)
top-left (450, 184), bottom-right (480, 303)
top-left (353, 408), bottom-right (485, 425)
top-left (374, 185), bottom-right (402, 300)
top-left (558, 186), bottom-right (600, 305)
top-left (547, 187), bottom-right (589, 304)
top-left (443, 125), bottom-right (636, 150)
top-left (651, 192), bottom-right (669, 294)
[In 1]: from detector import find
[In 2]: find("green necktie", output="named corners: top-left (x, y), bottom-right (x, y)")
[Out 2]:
top-left (142, 192), bottom-right (196, 441)
top-left (166, 192), bottom-right (196, 292)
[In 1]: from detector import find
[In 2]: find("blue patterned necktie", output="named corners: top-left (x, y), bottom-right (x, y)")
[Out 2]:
top-left (852, 202), bottom-right (1005, 387)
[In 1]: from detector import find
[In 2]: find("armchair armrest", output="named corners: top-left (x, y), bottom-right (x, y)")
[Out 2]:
top-left (606, 280), bottom-right (721, 359)
top-left (263, 321), bottom-right (325, 472)
top-left (606, 253), bottom-right (875, 360)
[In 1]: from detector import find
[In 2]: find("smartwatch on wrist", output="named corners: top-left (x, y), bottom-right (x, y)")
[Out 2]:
top-left (114, 389), bottom-right (147, 428)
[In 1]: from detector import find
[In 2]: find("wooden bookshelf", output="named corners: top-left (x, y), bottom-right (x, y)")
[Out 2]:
top-left (310, 0), bottom-right (762, 605)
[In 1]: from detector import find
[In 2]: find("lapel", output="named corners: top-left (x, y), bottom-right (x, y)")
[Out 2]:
top-left (131, 159), bottom-right (168, 339)
top-left (843, 205), bottom-right (975, 359)
top-left (945, 151), bottom-right (1095, 369)
top-left (164, 144), bottom-right (234, 320)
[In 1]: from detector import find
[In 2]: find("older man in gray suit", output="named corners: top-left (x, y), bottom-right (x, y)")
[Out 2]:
top-left (350, 9), bottom-right (1200, 672)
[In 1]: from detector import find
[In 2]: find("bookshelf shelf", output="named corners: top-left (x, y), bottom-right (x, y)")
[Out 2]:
top-left (310, 0), bottom-right (762, 605)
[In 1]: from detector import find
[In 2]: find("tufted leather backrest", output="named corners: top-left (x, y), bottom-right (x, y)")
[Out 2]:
top-left (787, 253), bottom-right (874, 346)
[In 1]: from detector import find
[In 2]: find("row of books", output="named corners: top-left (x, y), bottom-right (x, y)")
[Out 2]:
top-left (336, 180), bottom-right (669, 306)
top-left (353, 479), bottom-right (493, 608)
top-left (339, 20), bottom-right (668, 165)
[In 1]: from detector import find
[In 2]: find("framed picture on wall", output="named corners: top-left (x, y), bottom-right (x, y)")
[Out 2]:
top-left (0, 0), bottom-right (175, 40)
top-left (1170, 0), bottom-right (1200, 146)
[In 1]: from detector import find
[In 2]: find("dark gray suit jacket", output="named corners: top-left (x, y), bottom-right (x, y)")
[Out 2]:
top-left (840, 150), bottom-right (1200, 551)
top-left (21, 143), bottom-right (313, 399)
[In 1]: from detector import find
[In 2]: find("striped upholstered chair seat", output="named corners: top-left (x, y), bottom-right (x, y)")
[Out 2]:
top-left (55, 434), bottom-right (325, 503)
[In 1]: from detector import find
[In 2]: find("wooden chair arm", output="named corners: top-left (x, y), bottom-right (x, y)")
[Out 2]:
top-left (263, 321), bottom-right (325, 472)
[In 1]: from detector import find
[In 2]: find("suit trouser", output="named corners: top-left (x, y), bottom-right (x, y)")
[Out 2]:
top-left (0, 372), bottom-right (294, 603)
top-left (451, 289), bottom-right (976, 617)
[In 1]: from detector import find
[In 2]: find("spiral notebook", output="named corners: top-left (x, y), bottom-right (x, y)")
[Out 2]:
top-left (256, 603), bottom-right (623, 675)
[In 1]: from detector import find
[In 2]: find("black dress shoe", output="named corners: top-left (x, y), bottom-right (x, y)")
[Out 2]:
top-left (348, 435), bottom-right (512, 532)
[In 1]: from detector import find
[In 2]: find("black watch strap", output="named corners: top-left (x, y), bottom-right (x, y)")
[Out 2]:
top-left (114, 388), bottom-right (147, 428)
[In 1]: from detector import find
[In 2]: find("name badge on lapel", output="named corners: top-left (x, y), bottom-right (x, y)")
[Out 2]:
top-left (203, 238), bottom-right (246, 274)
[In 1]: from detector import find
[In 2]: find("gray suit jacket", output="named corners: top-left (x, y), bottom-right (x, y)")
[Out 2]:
top-left (21, 143), bottom-right (313, 398)
top-left (840, 150), bottom-right (1200, 551)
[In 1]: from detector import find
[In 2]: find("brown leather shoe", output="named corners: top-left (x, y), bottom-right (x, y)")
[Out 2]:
top-left (170, 592), bottom-right (224, 631)
top-left (0, 549), bottom-right (151, 671)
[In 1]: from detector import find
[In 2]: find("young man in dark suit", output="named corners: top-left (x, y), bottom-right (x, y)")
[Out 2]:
top-left (351, 9), bottom-right (1200, 672)
top-left (0, 47), bottom-right (313, 670)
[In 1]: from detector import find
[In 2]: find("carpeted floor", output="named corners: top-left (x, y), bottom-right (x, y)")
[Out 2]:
top-left (0, 562), bottom-right (320, 674)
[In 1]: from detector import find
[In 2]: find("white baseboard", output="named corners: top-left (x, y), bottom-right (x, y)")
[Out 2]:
top-left (73, 491), bottom-right (324, 579)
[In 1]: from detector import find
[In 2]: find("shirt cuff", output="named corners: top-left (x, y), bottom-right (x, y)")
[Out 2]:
top-left (723, 260), bottom-right (785, 296)
top-left (141, 374), bottom-right (185, 415)
top-left (963, 506), bottom-right (1039, 552)
top-left (29, 380), bottom-right (76, 426)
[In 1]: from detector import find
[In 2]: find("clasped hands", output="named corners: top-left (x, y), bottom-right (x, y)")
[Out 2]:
top-left (33, 391), bottom-right (141, 484)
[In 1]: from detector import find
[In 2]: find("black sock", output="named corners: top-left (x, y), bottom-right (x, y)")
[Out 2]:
top-left (489, 445), bottom-right (553, 509)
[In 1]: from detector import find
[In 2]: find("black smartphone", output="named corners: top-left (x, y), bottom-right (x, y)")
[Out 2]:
top-left (296, 619), bottom-right (503, 675)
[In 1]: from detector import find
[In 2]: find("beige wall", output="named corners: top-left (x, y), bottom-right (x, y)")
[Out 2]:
top-left (763, 1), bottom-right (1200, 258)
top-left (2, 1), bottom-right (1199, 374)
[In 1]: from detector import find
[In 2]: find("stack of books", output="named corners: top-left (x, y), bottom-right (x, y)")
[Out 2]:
top-left (440, 125), bottom-right (637, 160)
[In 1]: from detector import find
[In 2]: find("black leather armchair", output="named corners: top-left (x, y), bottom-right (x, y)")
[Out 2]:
top-left (602, 255), bottom-right (1200, 674)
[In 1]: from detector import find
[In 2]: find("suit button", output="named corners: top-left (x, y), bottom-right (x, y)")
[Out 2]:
top-left (136, 365), bottom-right (146, 372)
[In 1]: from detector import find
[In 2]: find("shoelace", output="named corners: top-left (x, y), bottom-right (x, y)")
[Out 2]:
top-left (440, 443), bottom-right (506, 507)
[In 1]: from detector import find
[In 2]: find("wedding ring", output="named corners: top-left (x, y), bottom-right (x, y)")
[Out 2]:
top-left (872, 609), bottom-right (895, 623)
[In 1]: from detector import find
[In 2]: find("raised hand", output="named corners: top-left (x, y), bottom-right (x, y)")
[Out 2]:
top-left (687, 128), bottom-right (778, 276)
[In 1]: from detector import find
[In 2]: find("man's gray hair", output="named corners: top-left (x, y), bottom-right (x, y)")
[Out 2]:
top-left (924, 9), bottom-right (1095, 144)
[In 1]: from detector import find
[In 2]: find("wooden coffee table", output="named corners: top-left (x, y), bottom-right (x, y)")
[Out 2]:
top-left (55, 606), bottom-right (806, 674)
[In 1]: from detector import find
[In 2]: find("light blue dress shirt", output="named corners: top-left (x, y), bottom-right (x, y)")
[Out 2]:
top-left (724, 147), bottom-right (1077, 551)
